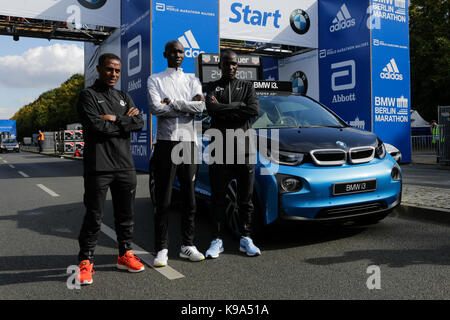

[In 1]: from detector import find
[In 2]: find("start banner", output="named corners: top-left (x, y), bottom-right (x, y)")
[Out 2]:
top-left (220, 0), bottom-right (318, 48)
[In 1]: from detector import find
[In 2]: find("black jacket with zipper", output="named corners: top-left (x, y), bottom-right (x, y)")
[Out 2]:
top-left (205, 78), bottom-right (259, 132)
top-left (77, 80), bottom-right (144, 173)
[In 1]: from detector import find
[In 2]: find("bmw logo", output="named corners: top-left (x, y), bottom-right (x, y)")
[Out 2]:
top-left (290, 9), bottom-right (310, 35)
top-left (291, 71), bottom-right (308, 95)
top-left (336, 141), bottom-right (348, 150)
top-left (77, 0), bottom-right (107, 9)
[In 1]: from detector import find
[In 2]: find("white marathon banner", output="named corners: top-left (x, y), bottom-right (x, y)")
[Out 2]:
top-left (0, 0), bottom-right (120, 28)
top-left (220, 0), bottom-right (318, 48)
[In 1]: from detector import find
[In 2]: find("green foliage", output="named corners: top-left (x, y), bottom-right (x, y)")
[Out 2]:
top-left (11, 74), bottom-right (84, 139)
top-left (410, 0), bottom-right (450, 121)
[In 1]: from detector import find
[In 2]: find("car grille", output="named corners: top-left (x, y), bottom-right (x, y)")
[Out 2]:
top-left (310, 146), bottom-right (375, 166)
top-left (349, 147), bottom-right (375, 164)
top-left (315, 201), bottom-right (386, 219)
top-left (310, 149), bottom-right (347, 166)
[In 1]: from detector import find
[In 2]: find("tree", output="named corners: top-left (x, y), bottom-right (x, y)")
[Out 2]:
top-left (410, 0), bottom-right (450, 121)
top-left (11, 74), bottom-right (84, 139)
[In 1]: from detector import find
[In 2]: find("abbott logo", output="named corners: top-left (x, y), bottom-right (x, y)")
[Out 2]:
top-left (330, 4), bottom-right (356, 33)
top-left (380, 58), bottom-right (403, 81)
top-left (178, 30), bottom-right (204, 58)
top-left (331, 60), bottom-right (356, 91)
top-left (127, 35), bottom-right (142, 77)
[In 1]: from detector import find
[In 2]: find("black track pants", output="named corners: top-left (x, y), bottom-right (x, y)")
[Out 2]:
top-left (151, 140), bottom-right (198, 252)
top-left (78, 170), bottom-right (137, 262)
top-left (209, 163), bottom-right (255, 238)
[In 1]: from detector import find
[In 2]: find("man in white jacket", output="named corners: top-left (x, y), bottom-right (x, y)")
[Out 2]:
top-left (147, 40), bottom-right (205, 267)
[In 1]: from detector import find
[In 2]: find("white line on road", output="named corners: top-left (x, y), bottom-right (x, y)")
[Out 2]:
top-left (18, 171), bottom-right (29, 178)
top-left (8, 164), bottom-right (15, 169)
top-left (100, 224), bottom-right (185, 280)
top-left (36, 184), bottom-right (60, 197)
top-left (2, 160), bottom-right (7, 163)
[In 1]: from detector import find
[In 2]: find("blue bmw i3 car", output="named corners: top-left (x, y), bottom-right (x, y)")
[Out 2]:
top-left (152, 81), bottom-right (402, 236)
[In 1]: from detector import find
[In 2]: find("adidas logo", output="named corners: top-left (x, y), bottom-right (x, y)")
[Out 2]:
top-left (178, 30), bottom-right (204, 58)
top-left (380, 58), bottom-right (403, 81)
top-left (330, 4), bottom-right (356, 32)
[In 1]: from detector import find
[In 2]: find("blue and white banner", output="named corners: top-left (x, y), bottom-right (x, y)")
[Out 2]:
top-left (371, 0), bottom-right (411, 162)
top-left (220, 0), bottom-right (318, 48)
top-left (318, 0), bottom-right (371, 131)
top-left (0, 120), bottom-right (17, 138)
top-left (151, 0), bottom-right (220, 75)
top-left (121, 1), bottom-right (152, 171)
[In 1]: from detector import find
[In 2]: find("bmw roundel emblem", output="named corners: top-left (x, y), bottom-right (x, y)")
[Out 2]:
top-left (291, 71), bottom-right (308, 95)
top-left (290, 9), bottom-right (310, 35)
top-left (77, 0), bottom-right (107, 9)
top-left (336, 141), bottom-right (348, 150)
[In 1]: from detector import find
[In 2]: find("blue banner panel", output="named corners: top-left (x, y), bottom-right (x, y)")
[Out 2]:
top-left (371, 0), bottom-right (411, 162)
top-left (151, 0), bottom-right (220, 75)
top-left (262, 57), bottom-right (279, 81)
top-left (319, 0), bottom-right (372, 131)
top-left (121, 1), bottom-right (152, 171)
top-left (0, 120), bottom-right (17, 137)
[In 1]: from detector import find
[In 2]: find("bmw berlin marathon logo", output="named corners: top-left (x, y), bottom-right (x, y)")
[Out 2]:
top-left (291, 71), bottom-right (308, 95)
top-left (77, 0), bottom-right (107, 9)
top-left (290, 9), bottom-right (310, 35)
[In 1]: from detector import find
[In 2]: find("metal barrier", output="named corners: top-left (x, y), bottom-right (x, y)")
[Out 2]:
top-left (411, 135), bottom-right (433, 153)
top-left (438, 106), bottom-right (450, 164)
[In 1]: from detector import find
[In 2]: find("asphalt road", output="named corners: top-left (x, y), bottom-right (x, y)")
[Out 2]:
top-left (0, 151), bottom-right (449, 301)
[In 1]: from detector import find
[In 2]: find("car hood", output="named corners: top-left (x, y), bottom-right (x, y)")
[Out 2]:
top-left (256, 127), bottom-right (378, 153)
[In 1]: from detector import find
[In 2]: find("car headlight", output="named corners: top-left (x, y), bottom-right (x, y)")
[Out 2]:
top-left (275, 174), bottom-right (303, 193)
top-left (268, 150), bottom-right (305, 166)
top-left (375, 140), bottom-right (386, 159)
top-left (391, 163), bottom-right (402, 181)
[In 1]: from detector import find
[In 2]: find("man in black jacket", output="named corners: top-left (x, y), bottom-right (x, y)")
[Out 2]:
top-left (76, 53), bottom-right (145, 285)
top-left (205, 49), bottom-right (261, 258)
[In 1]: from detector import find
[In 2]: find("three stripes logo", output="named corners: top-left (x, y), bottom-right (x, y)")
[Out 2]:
top-left (330, 4), bottom-right (356, 33)
top-left (380, 58), bottom-right (403, 81)
top-left (178, 30), bottom-right (204, 58)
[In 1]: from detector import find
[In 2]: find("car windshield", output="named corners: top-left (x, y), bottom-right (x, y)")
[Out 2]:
top-left (3, 139), bottom-right (17, 144)
top-left (252, 94), bottom-right (347, 129)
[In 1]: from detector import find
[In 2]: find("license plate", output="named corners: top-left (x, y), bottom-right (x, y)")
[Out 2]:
top-left (333, 179), bottom-right (377, 195)
top-left (6, 148), bottom-right (13, 151)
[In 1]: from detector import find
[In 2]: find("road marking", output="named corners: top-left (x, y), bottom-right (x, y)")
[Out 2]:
top-left (18, 171), bottom-right (29, 178)
top-left (100, 224), bottom-right (185, 280)
top-left (2, 160), bottom-right (7, 163)
top-left (36, 184), bottom-right (60, 197)
top-left (8, 164), bottom-right (15, 169)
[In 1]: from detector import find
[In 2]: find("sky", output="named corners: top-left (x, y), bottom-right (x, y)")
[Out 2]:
top-left (0, 36), bottom-right (84, 119)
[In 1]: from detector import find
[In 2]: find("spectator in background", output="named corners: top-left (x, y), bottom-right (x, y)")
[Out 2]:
top-left (37, 130), bottom-right (44, 153)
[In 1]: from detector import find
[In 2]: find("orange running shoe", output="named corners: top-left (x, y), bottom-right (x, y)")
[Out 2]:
top-left (78, 260), bottom-right (94, 285)
top-left (117, 250), bottom-right (145, 273)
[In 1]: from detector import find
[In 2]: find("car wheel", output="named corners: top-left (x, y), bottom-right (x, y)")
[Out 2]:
top-left (225, 179), bottom-right (241, 238)
top-left (224, 179), bottom-right (264, 238)
top-left (149, 168), bottom-right (156, 206)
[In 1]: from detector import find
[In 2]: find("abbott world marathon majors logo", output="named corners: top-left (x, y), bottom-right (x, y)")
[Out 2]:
top-left (380, 58), bottom-right (403, 80)
top-left (77, 0), bottom-right (107, 9)
top-left (178, 30), bottom-right (204, 58)
top-left (330, 4), bottom-right (356, 33)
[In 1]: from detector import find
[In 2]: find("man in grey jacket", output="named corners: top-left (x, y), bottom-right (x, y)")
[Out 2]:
top-left (147, 40), bottom-right (205, 266)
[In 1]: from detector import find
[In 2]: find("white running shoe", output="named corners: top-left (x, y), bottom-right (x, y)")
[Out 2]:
top-left (179, 245), bottom-right (205, 262)
top-left (153, 249), bottom-right (168, 267)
